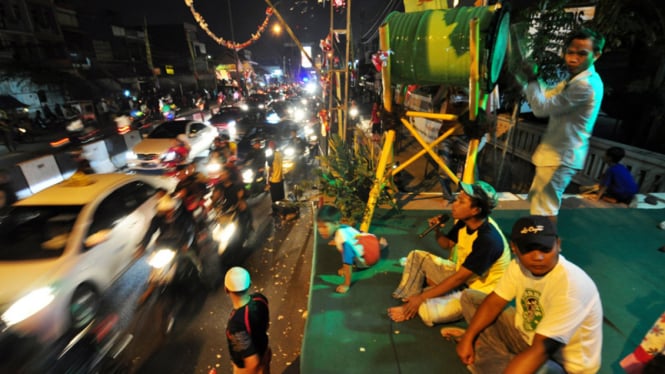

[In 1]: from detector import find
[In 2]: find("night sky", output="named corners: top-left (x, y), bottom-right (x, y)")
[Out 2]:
top-left (100, 0), bottom-right (391, 64)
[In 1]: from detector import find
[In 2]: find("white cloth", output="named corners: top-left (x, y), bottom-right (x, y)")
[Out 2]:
top-left (493, 255), bottom-right (603, 374)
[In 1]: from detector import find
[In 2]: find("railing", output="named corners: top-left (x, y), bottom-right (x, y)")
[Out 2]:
top-left (403, 92), bottom-right (665, 193)
top-left (492, 114), bottom-right (665, 193)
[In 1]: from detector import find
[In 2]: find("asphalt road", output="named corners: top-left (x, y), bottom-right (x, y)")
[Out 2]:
top-left (129, 191), bottom-right (315, 374)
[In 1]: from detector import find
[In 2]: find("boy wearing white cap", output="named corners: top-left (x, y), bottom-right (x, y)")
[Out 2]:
top-left (224, 267), bottom-right (271, 374)
top-left (455, 215), bottom-right (603, 374)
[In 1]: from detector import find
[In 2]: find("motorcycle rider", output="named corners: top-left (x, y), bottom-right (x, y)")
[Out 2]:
top-left (242, 137), bottom-right (267, 173)
top-left (287, 129), bottom-right (307, 179)
top-left (210, 135), bottom-right (237, 164)
top-left (136, 194), bottom-right (200, 271)
top-left (164, 134), bottom-right (191, 177)
top-left (211, 168), bottom-right (252, 243)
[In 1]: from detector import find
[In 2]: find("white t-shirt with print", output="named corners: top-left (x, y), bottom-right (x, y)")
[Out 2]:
top-left (493, 255), bottom-right (603, 374)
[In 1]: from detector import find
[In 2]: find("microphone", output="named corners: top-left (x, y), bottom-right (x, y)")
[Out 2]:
top-left (418, 214), bottom-right (451, 238)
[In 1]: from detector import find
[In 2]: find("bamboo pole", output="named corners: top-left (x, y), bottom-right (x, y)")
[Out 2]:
top-left (463, 17), bottom-right (480, 184)
top-left (379, 24), bottom-right (392, 113)
top-left (360, 130), bottom-right (395, 233)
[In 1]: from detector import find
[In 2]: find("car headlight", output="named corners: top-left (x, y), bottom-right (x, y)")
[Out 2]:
top-left (147, 248), bottom-right (176, 269)
top-left (242, 169), bottom-right (254, 184)
top-left (293, 109), bottom-right (305, 122)
top-left (258, 104), bottom-right (265, 109)
top-left (2, 287), bottom-right (56, 327)
top-left (239, 103), bottom-right (249, 111)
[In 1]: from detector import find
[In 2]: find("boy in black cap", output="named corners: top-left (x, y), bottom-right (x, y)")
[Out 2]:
top-left (454, 215), bottom-right (603, 374)
top-left (389, 180), bottom-right (511, 326)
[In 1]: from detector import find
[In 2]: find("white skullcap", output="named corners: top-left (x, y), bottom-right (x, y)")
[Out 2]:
top-left (224, 266), bottom-right (251, 292)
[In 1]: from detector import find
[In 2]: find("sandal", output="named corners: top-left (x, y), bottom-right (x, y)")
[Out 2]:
top-left (440, 327), bottom-right (466, 342)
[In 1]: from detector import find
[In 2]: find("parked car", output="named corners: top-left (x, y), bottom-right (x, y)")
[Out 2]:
top-left (127, 119), bottom-right (217, 172)
top-left (0, 174), bottom-right (163, 344)
top-left (208, 106), bottom-right (245, 140)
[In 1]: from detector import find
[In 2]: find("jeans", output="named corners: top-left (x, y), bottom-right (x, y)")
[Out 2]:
top-left (460, 289), bottom-right (567, 374)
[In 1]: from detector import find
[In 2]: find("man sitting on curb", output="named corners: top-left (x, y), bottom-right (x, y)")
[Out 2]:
top-left (452, 215), bottom-right (603, 374)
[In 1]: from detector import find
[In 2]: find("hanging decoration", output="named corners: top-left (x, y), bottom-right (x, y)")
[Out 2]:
top-left (371, 50), bottom-right (392, 72)
top-left (184, 0), bottom-right (273, 50)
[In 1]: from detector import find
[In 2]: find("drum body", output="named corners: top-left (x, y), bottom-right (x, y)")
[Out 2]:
top-left (384, 5), bottom-right (510, 91)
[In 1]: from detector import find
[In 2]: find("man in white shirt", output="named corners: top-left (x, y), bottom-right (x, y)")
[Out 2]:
top-left (519, 28), bottom-right (605, 226)
top-left (455, 215), bottom-right (603, 374)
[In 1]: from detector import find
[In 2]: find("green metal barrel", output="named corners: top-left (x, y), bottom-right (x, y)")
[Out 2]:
top-left (384, 5), bottom-right (510, 91)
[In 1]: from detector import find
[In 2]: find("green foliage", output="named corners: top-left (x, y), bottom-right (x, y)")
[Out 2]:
top-left (316, 130), bottom-right (399, 225)
top-left (515, 0), bottom-right (579, 83)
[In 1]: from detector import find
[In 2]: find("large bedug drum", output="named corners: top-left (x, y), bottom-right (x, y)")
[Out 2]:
top-left (384, 5), bottom-right (510, 91)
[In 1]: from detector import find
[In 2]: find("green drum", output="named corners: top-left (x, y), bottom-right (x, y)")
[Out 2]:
top-left (384, 5), bottom-right (510, 91)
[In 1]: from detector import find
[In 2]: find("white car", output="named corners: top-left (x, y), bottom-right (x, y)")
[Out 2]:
top-left (127, 119), bottom-right (217, 171)
top-left (0, 173), bottom-right (162, 344)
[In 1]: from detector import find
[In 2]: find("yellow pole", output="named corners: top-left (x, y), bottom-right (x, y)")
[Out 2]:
top-left (405, 111), bottom-right (458, 121)
top-left (463, 17), bottom-right (480, 184)
top-left (360, 130), bottom-right (395, 232)
top-left (379, 24), bottom-right (392, 113)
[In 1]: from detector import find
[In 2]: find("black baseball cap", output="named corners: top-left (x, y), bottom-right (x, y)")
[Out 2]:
top-left (510, 215), bottom-right (558, 253)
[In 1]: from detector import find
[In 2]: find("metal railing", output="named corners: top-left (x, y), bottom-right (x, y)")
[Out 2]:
top-left (492, 114), bottom-right (665, 193)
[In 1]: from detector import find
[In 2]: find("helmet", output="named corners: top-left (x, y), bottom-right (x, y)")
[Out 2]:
top-left (224, 266), bottom-right (251, 292)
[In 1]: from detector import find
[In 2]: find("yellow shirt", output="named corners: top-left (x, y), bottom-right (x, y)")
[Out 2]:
top-left (269, 150), bottom-right (283, 183)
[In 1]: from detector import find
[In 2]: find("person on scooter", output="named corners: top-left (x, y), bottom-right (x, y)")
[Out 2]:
top-left (164, 134), bottom-right (191, 177)
top-left (242, 137), bottom-right (267, 175)
top-left (211, 168), bottom-right (252, 241)
top-left (136, 194), bottom-right (200, 271)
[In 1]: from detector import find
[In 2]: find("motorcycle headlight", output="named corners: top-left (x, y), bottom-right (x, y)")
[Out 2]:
top-left (350, 107), bottom-right (359, 118)
top-left (213, 222), bottom-right (237, 250)
top-left (266, 112), bottom-right (280, 124)
top-left (206, 161), bottom-right (222, 174)
top-left (242, 169), bottom-right (254, 184)
top-left (258, 104), bottom-right (265, 109)
top-left (284, 147), bottom-right (295, 157)
top-left (239, 103), bottom-right (249, 111)
top-left (162, 151), bottom-right (177, 162)
top-left (265, 148), bottom-right (274, 158)
top-left (2, 287), bottom-right (56, 327)
top-left (147, 248), bottom-right (176, 269)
